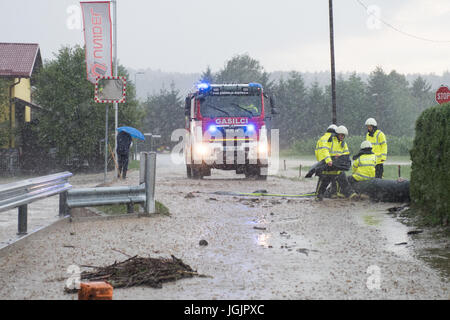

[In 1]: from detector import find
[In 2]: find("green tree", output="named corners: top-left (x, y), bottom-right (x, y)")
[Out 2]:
top-left (411, 76), bottom-right (431, 99)
top-left (307, 81), bottom-right (330, 138)
top-left (387, 70), bottom-right (416, 136)
top-left (215, 54), bottom-right (273, 90)
top-left (272, 71), bottom-right (308, 147)
top-left (141, 82), bottom-right (184, 148)
top-left (411, 76), bottom-right (435, 114)
top-left (33, 45), bottom-right (142, 170)
top-left (333, 73), bottom-right (371, 138)
top-left (199, 66), bottom-right (215, 84)
top-left (367, 66), bottom-right (391, 132)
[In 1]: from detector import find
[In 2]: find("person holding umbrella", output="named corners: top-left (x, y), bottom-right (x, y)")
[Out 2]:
top-left (117, 130), bottom-right (132, 179)
top-left (116, 126), bottom-right (145, 179)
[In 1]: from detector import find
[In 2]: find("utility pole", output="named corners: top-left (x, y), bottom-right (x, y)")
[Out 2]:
top-left (328, 0), bottom-right (337, 124)
top-left (112, 0), bottom-right (118, 178)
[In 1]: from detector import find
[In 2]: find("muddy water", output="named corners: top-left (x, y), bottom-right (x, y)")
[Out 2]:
top-left (0, 154), bottom-right (448, 299)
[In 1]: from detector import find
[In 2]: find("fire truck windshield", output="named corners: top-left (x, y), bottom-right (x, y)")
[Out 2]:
top-left (199, 95), bottom-right (262, 118)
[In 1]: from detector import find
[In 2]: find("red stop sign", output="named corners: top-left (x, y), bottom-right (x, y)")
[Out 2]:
top-left (435, 85), bottom-right (450, 105)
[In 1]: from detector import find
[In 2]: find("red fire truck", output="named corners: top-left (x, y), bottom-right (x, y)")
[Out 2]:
top-left (184, 83), bottom-right (278, 179)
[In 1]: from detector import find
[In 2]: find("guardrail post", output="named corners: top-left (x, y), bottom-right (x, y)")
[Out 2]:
top-left (59, 191), bottom-right (68, 217)
top-left (17, 205), bottom-right (28, 235)
top-left (139, 152), bottom-right (146, 185)
top-left (144, 152), bottom-right (156, 214)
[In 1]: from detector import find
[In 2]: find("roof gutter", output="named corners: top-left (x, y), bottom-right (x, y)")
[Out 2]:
top-left (9, 78), bottom-right (21, 148)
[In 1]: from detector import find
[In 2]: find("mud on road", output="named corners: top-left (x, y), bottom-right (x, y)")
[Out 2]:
top-left (0, 154), bottom-right (448, 299)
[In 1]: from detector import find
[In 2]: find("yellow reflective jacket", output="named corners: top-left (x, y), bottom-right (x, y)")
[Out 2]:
top-left (352, 152), bottom-right (376, 181)
top-left (366, 129), bottom-right (387, 164)
top-left (321, 135), bottom-right (350, 175)
top-left (330, 136), bottom-right (350, 157)
top-left (315, 132), bottom-right (333, 163)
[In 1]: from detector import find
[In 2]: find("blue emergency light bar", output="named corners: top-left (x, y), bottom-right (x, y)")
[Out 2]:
top-left (195, 83), bottom-right (262, 93)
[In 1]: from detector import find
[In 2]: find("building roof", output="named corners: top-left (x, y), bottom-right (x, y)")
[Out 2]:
top-left (13, 97), bottom-right (44, 111)
top-left (0, 43), bottom-right (42, 78)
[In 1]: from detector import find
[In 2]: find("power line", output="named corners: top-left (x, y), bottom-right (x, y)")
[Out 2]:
top-left (356, 0), bottom-right (450, 43)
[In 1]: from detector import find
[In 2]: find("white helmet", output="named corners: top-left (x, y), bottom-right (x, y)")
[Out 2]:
top-left (360, 141), bottom-right (372, 149)
top-left (335, 125), bottom-right (348, 136)
top-left (327, 124), bottom-right (338, 131)
top-left (365, 118), bottom-right (377, 126)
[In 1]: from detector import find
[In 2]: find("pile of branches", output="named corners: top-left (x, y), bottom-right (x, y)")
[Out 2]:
top-left (81, 255), bottom-right (204, 289)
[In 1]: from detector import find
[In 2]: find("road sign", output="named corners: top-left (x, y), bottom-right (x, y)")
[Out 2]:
top-left (95, 76), bottom-right (127, 103)
top-left (435, 85), bottom-right (450, 105)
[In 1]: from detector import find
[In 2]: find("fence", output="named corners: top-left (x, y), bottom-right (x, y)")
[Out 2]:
top-left (0, 148), bottom-right (20, 176)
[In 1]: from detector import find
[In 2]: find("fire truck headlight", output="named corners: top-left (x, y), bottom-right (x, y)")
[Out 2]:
top-left (258, 142), bottom-right (268, 154)
top-left (208, 125), bottom-right (218, 133)
top-left (195, 144), bottom-right (209, 157)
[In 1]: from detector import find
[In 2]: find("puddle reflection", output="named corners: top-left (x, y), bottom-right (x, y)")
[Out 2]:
top-left (257, 233), bottom-right (271, 247)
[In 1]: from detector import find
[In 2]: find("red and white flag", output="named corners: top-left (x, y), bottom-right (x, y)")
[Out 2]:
top-left (80, 1), bottom-right (113, 84)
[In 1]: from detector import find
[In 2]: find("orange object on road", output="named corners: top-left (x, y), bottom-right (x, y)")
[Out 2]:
top-left (78, 282), bottom-right (113, 300)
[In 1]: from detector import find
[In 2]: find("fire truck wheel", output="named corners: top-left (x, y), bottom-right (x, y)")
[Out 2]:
top-left (256, 173), bottom-right (267, 180)
top-left (245, 165), bottom-right (266, 180)
top-left (186, 165), bottom-right (192, 178)
top-left (192, 165), bottom-right (203, 179)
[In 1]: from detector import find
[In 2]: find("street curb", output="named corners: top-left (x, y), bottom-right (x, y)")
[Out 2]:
top-left (0, 216), bottom-right (70, 258)
top-left (0, 211), bottom-right (158, 258)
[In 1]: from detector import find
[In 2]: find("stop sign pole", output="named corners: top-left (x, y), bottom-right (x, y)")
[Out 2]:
top-left (436, 85), bottom-right (450, 105)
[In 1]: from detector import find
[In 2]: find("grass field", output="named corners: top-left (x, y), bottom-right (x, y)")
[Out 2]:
top-left (382, 164), bottom-right (411, 180)
top-left (95, 201), bottom-right (170, 215)
top-left (128, 159), bottom-right (140, 170)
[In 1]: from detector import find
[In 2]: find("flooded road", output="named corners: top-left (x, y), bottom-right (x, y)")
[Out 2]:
top-left (0, 154), bottom-right (448, 299)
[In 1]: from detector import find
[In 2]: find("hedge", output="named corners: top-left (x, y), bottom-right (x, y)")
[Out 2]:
top-left (410, 103), bottom-right (450, 225)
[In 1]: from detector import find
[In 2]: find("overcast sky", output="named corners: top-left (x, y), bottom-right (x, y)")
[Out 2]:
top-left (1, 0), bottom-right (450, 75)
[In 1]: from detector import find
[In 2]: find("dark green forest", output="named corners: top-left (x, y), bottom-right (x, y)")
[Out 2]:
top-left (142, 53), bottom-right (436, 151)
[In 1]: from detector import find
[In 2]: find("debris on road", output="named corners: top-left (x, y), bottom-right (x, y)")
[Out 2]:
top-left (80, 255), bottom-right (206, 289)
top-left (296, 248), bottom-right (319, 256)
top-left (387, 204), bottom-right (409, 214)
top-left (253, 226), bottom-right (267, 230)
top-left (407, 229), bottom-right (424, 235)
top-left (199, 240), bottom-right (208, 246)
top-left (253, 190), bottom-right (268, 194)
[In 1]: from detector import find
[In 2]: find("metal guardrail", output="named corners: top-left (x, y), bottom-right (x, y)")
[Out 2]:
top-left (0, 152), bottom-right (156, 236)
top-left (66, 185), bottom-right (146, 213)
top-left (66, 152), bottom-right (157, 214)
top-left (0, 172), bottom-right (73, 235)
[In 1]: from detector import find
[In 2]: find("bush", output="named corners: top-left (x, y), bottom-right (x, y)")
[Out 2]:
top-left (410, 103), bottom-right (450, 226)
top-left (291, 137), bottom-right (317, 155)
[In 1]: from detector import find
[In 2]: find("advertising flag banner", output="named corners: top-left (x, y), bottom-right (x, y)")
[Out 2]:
top-left (80, 1), bottom-right (113, 84)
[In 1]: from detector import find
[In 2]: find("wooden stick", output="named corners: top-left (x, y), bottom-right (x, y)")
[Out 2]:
top-left (108, 144), bottom-right (119, 176)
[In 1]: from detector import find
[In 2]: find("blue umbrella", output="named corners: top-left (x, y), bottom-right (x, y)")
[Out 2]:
top-left (117, 126), bottom-right (145, 140)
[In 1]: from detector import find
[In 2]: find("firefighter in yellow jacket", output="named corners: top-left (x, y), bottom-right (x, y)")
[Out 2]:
top-left (365, 118), bottom-right (387, 178)
top-left (348, 141), bottom-right (376, 186)
top-left (315, 125), bottom-right (357, 200)
top-left (315, 124), bottom-right (337, 163)
top-left (315, 124), bottom-right (338, 196)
